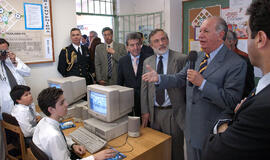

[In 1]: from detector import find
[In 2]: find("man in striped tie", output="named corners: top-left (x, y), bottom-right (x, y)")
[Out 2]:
top-left (142, 16), bottom-right (247, 160)
top-left (95, 27), bottom-right (127, 85)
top-left (202, 0), bottom-right (270, 159)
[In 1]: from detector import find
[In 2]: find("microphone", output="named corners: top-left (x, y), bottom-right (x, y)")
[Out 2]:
top-left (188, 50), bottom-right (198, 87)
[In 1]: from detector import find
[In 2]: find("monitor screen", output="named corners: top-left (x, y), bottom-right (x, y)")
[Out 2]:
top-left (47, 76), bottom-right (86, 105)
top-left (89, 91), bottom-right (107, 115)
top-left (48, 83), bottom-right (61, 89)
top-left (87, 84), bottom-right (134, 122)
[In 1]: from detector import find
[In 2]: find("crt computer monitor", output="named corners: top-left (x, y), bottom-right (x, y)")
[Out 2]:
top-left (47, 76), bottom-right (86, 105)
top-left (87, 84), bottom-right (134, 122)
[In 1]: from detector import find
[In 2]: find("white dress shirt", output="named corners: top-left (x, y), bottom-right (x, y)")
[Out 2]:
top-left (33, 117), bottom-right (94, 160)
top-left (255, 72), bottom-right (270, 95)
top-left (0, 57), bottom-right (30, 119)
top-left (11, 103), bottom-right (40, 137)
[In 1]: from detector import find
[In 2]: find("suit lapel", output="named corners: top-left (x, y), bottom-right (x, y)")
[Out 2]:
top-left (201, 45), bottom-right (227, 78)
top-left (137, 53), bottom-right (145, 78)
top-left (167, 50), bottom-right (175, 74)
top-left (127, 54), bottom-right (137, 78)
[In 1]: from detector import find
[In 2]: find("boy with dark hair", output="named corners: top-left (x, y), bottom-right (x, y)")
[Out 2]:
top-left (10, 85), bottom-right (41, 138)
top-left (33, 87), bottom-right (115, 160)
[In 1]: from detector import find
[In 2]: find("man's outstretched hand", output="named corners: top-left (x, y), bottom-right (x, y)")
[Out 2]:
top-left (142, 65), bottom-right (159, 83)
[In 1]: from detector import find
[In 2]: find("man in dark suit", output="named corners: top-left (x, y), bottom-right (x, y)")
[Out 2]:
top-left (58, 28), bottom-right (94, 85)
top-left (137, 32), bottom-right (154, 57)
top-left (225, 30), bottom-right (255, 98)
top-left (142, 17), bottom-right (247, 160)
top-left (118, 32), bottom-right (151, 117)
top-left (202, 0), bottom-right (270, 159)
top-left (141, 29), bottom-right (187, 160)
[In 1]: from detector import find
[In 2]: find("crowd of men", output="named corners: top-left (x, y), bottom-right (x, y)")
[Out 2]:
top-left (1, 0), bottom-right (270, 159)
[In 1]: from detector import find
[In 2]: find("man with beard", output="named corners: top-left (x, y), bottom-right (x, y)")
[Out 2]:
top-left (141, 29), bottom-right (187, 160)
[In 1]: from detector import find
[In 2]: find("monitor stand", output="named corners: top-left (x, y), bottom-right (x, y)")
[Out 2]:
top-left (84, 116), bottom-right (128, 141)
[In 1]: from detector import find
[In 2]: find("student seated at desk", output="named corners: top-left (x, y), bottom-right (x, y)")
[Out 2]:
top-left (10, 85), bottom-right (41, 143)
top-left (33, 87), bottom-right (115, 160)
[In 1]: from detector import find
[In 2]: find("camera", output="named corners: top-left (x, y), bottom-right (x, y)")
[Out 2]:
top-left (0, 50), bottom-right (7, 57)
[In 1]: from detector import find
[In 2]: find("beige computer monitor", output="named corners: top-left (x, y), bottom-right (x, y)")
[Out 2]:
top-left (47, 76), bottom-right (86, 105)
top-left (87, 84), bottom-right (134, 122)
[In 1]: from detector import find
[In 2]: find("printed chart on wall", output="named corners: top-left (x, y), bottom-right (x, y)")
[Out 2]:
top-left (0, 0), bottom-right (54, 64)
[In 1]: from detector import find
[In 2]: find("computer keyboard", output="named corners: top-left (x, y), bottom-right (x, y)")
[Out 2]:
top-left (69, 127), bottom-right (107, 153)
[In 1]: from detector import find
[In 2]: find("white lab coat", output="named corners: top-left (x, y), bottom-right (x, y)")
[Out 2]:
top-left (0, 57), bottom-right (30, 118)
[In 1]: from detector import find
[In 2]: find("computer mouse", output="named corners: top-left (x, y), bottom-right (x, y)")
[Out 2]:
top-left (63, 121), bottom-right (74, 127)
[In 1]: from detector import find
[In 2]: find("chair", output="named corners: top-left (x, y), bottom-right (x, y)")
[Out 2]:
top-left (1, 112), bottom-right (27, 160)
top-left (29, 140), bottom-right (49, 160)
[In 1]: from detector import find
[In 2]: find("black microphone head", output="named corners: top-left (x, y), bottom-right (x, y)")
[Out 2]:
top-left (188, 50), bottom-right (198, 62)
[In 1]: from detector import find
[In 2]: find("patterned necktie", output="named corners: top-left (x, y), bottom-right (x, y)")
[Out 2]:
top-left (2, 60), bottom-right (18, 89)
top-left (133, 57), bottom-right (138, 75)
top-left (29, 107), bottom-right (36, 125)
top-left (107, 45), bottom-right (112, 78)
top-left (156, 56), bottom-right (165, 106)
top-left (59, 125), bottom-right (67, 144)
top-left (199, 53), bottom-right (210, 74)
top-left (78, 46), bottom-right (81, 55)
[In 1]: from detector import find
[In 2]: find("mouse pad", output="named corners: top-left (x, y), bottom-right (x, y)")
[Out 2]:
top-left (106, 148), bottom-right (126, 160)
top-left (60, 121), bottom-right (75, 130)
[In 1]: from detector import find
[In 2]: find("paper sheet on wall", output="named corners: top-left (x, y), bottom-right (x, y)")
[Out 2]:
top-left (230, 0), bottom-right (252, 9)
top-left (237, 40), bottom-right (247, 53)
top-left (189, 40), bottom-right (201, 53)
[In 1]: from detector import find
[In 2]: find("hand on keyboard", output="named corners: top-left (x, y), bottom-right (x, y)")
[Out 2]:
top-left (69, 127), bottom-right (107, 154)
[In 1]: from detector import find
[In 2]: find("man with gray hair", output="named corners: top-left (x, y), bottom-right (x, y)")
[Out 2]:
top-left (141, 29), bottom-right (187, 160)
top-left (117, 32), bottom-right (151, 117)
top-left (225, 30), bottom-right (255, 98)
top-left (89, 31), bottom-right (98, 44)
top-left (142, 17), bottom-right (247, 160)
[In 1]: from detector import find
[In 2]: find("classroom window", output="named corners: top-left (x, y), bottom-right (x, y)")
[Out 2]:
top-left (76, 0), bottom-right (115, 42)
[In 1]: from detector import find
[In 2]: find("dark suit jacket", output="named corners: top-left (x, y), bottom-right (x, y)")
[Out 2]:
top-left (141, 50), bottom-right (187, 130)
top-left (141, 45), bottom-right (154, 58)
top-left (57, 44), bottom-right (94, 85)
top-left (233, 48), bottom-right (255, 98)
top-left (202, 84), bottom-right (270, 160)
top-left (117, 52), bottom-right (149, 117)
top-left (158, 45), bottom-right (247, 149)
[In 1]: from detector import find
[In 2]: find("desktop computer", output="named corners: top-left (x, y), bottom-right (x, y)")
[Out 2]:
top-left (84, 116), bottom-right (128, 141)
top-left (70, 84), bottom-right (135, 152)
top-left (47, 76), bottom-right (86, 105)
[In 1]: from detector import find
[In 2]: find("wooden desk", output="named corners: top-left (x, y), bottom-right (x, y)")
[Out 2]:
top-left (63, 118), bottom-right (171, 160)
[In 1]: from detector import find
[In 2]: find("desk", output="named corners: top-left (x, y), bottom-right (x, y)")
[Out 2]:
top-left (63, 118), bottom-right (171, 160)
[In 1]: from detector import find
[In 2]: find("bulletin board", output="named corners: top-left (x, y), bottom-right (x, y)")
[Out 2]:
top-left (182, 0), bottom-right (229, 54)
top-left (0, 0), bottom-right (54, 64)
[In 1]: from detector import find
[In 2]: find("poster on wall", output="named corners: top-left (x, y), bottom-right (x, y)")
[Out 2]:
top-left (139, 25), bottom-right (153, 45)
top-left (222, 7), bottom-right (248, 39)
top-left (230, 0), bottom-right (252, 9)
top-left (0, 0), bottom-right (54, 64)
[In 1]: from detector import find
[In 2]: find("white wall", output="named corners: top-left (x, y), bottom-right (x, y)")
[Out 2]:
top-left (24, 0), bottom-right (183, 103)
top-left (117, 0), bottom-right (183, 52)
top-left (24, 0), bottom-right (77, 103)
